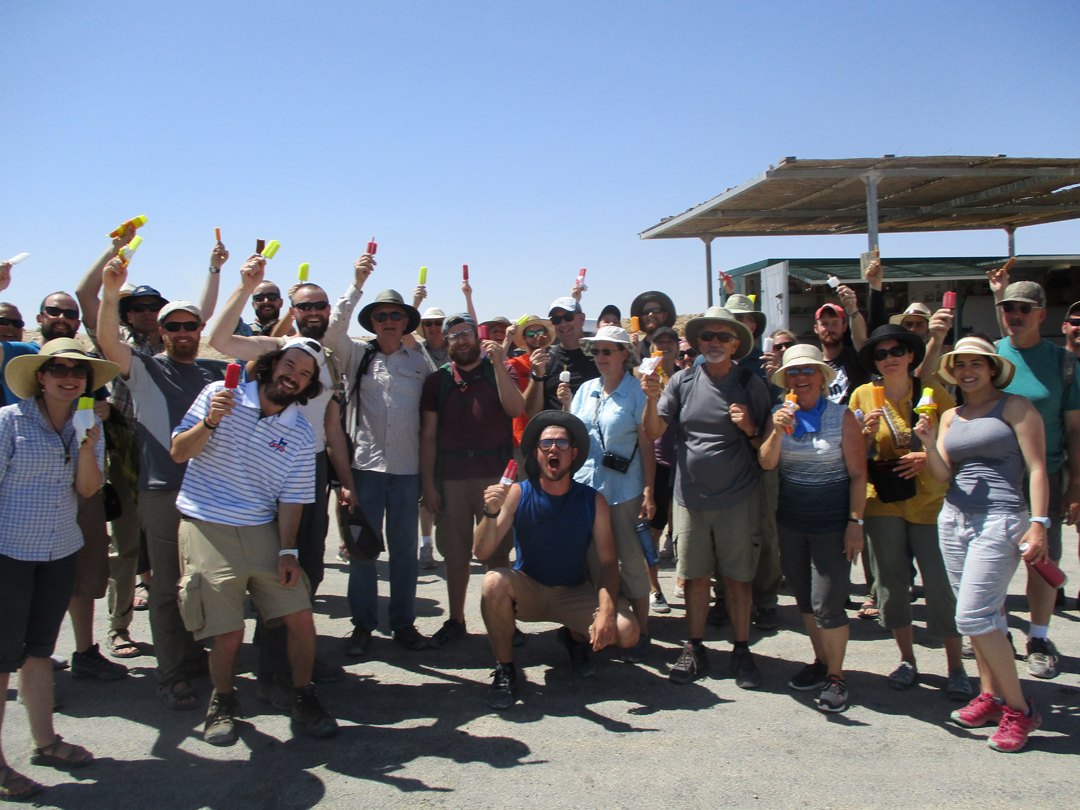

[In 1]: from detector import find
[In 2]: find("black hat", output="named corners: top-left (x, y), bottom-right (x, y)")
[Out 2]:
top-left (858, 324), bottom-right (926, 376)
top-left (598, 304), bottom-right (622, 322)
top-left (358, 289), bottom-right (421, 334)
top-left (118, 285), bottom-right (168, 323)
top-left (630, 291), bottom-right (677, 326)
top-left (520, 410), bottom-right (590, 478)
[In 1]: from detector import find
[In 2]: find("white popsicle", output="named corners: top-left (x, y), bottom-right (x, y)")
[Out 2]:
top-left (5, 253), bottom-right (29, 265)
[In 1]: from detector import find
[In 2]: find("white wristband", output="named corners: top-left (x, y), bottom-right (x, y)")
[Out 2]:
top-left (279, 548), bottom-right (299, 557)
top-left (1029, 517), bottom-right (1051, 528)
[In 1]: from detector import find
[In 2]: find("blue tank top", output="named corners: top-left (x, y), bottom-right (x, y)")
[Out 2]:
top-left (944, 394), bottom-right (1026, 514)
top-left (513, 479), bottom-right (597, 587)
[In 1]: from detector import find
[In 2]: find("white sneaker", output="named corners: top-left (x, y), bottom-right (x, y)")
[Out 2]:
top-left (419, 545), bottom-right (436, 569)
top-left (650, 591), bottom-right (671, 614)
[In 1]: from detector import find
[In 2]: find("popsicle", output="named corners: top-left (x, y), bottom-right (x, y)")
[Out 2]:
top-left (118, 236), bottom-right (144, 265)
top-left (298, 263), bottom-right (309, 281)
top-left (500, 460), bottom-right (519, 487)
top-left (827, 276), bottom-right (841, 289)
top-left (215, 227), bottom-right (222, 242)
top-left (719, 271), bottom-right (732, 282)
top-left (748, 294), bottom-right (757, 304)
top-left (110, 215), bottom-right (148, 238)
top-left (516, 314), bottom-right (531, 325)
top-left (4, 253), bottom-right (29, 266)
top-left (872, 387), bottom-right (886, 409)
top-left (478, 324), bottom-right (489, 340)
top-left (576, 268), bottom-right (586, 286)
top-left (462, 264), bottom-right (469, 281)
top-left (782, 392), bottom-right (798, 434)
top-left (1002, 257), bottom-right (1016, 274)
top-left (1019, 544), bottom-right (1069, 588)
top-left (762, 337), bottom-right (774, 353)
top-left (419, 266), bottom-right (427, 284)
top-left (256, 239), bottom-right (265, 254)
top-left (630, 316), bottom-right (640, 333)
top-left (73, 397), bottom-right (95, 444)
top-left (366, 238), bottom-right (377, 256)
top-left (559, 365), bottom-right (570, 384)
top-left (914, 387), bottom-right (937, 416)
top-left (224, 362), bottom-right (242, 389)
top-left (943, 291), bottom-right (956, 309)
top-left (261, 240), bottom-right (281, 259)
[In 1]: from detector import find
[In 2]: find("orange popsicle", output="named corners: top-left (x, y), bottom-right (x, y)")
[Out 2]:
top-left (872, 387), bottom-right (886, 409)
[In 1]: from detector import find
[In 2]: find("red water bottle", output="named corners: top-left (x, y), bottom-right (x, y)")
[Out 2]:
top-left (1019, 543), bottom-right (1068, 588)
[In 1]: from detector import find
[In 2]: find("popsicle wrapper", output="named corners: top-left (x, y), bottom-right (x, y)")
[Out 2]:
top-left (914, 387), bottom-right (937, 416)
top-left (638, 356), bottom-right (662, 376)
top-left (73, 400), bottom-right (95, 444)
top-left (500, 460), bottom-right (519, 487)
top-left (559, 371), bottom-right (571, 383)
top-left (782, 392), bottom-right (798, 434)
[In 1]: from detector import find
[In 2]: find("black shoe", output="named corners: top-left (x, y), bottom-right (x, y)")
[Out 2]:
top-left (512, 628), bottom-right (527, 647)
top-left (312, 656), bottom-right (346, 684)
top-left (204, 690), bottom-right (242, 746)
top-left (345, 627), bottom-right (372, 656)
top-left (753, 607), bottom-right (778, 631)
top-left (707, 601), bottom-right (729, 627)
top-left (71, 644), bottom-right (128, 681)
top-left (393, 625), bottom-right (429, 651)
top-left (429, 619), bottom-right (467, 649)
top-left (292, 684), bottom-right (338, 739)
top-left (788, 660), bottom-right (828, 691)
top-left (731, 646), bottom-right (761, 689)
top-left (669, 642), bottom-right (709, 683)
top-left (487, 662), bottom-right (517, 709)
top-left (558, 627), bottom-right (595, 677)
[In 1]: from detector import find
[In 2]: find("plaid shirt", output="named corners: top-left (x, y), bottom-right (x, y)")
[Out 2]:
top-left (0, 398), bottom-right (106, 561)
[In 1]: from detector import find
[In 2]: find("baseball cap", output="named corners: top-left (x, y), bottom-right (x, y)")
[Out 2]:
top-left (158, 301), bottom-right (202, 324)
top-left (999, 281), bottom-right (1046, 308)
top-left (815, 303), bottom-right (846, 320)
top-left (548, 297), bottom-right (581, 316)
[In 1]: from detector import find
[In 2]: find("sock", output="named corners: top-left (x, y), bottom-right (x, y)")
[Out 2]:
top-left (733, 640), bottom-right (749, 650)
top-left (421, 535), bottom-right (433, 548)
top-left (1029, 624), bottom-right (1049, 640)
top-left (991, 695), bottom-right (1005, 705)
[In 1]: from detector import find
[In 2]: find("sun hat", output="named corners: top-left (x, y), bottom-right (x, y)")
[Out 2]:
top-left (682, 307), bottom-right (753, 360)
top-left (358, 289), bottom-right (420, 334)
top-left (936, 336), bottom-right (1016, 389)
top-left (421, 307), bottom-right (446, 320)
top-left (118, 285), bottom-right (168, 322)
top-left (481, 316), bottom-right (511, 328)
top-left (513, 316), bottom-right (555, 350)
top-left (770, 344), bottom-right (837, 389)
top-left (280, 336), bottom-right (327, 368)
top-left (630, 291), bottom-right (677, 328)
top-left (998, 281), bottom-right (1045, 308)
top-left (580, 325), bottom-right (633, 353)
top-left (520, 410), bottom-right (591, 478)
top-left (857, 324), bottom-right (926, 376)
top-left (5, 338), bottom-right (120, 401)
top-left (158, 301), bottom-right (202, 324)
top-left (889, 301), bottom-right (933, 326)
top-left (725, 294), bottom-right (767, 334)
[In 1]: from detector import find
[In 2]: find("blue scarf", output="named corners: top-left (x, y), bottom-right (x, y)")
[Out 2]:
top-left (792, 396), bottom-right (827, 439)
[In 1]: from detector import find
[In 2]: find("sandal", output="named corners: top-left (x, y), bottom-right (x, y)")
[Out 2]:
top-left (107, 630), bottom-right (142, 659)
top-left (857, 599), bottom-right (879, 620)
top-left (30, 735), bottom-right (93, 770)
top-left (133, 583), bottom-right (149, 611)
top-left (157, 680), bottom-right (199, 711)
top-left (0, 765), bottom-right (43, 802)
top-left (887, 661), bottom-right (919, 690)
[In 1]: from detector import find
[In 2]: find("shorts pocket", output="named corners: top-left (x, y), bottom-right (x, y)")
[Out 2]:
top-left (177, 572), bottom-right (205, 633)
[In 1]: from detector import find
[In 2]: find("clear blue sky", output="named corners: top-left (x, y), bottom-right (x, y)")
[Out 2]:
top-left (2, 1), bottom-right (1078, 331)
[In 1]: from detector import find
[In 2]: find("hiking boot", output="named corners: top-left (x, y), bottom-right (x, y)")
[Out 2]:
top-left (730, 646), bottom-right (761, 689)
top-left (345, 626), bottom-right (372, 657)
top-left (788, 660), bottom-right (828, 691)
top-left (256, 674), bottom-right (294, 711)
top-left (988, 698), bottom-right (1041, 753)
top-left (621, 635), bottom-right (651, 664)
top-left (753, 607), bottom-right (778, 631)
top-left (393, 625), bottom-right (429, 651)
top-left (817, 675), bottom-right (848, 713)
top-left (71, 644), bottom-right (128, 681)
top-left (650, 591), bottom-right (671, 614)
top-left (707, 601), bottom-right (729, 627)
top-left (951, 692), bottom-right (1005, 729)
top-left (558, 627), bottom-right (595, 677)
top-left (204, 690), bottom-right (241, 746)
top-left (1026, 637), bottom-right (1059, 679)
top-left (292, 684), bottom-right (338, 739)
top-left (946, 668), bottom-right (974, 701)
top-left (419, 545), bottom-right (437, 570)
top-left (669, 642), bottom-right (708, 684)
top-left (429, 619), bottom-right (466, 649)
top-left (486, 662), bottom-right (517, 710)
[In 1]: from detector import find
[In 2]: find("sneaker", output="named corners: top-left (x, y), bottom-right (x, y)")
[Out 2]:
top-left (204, 690), bottom-right (241, 746)
top-left (621, 634), bottom-right (651, 664)
top-left (430, 619), bottom-right (467, 649)
top-left (393, 625), bottom-right (429, 651)
top-left (419, 545), bottom-right (437, 570)
top-left (669, 642), bottom-right (708, 684)
top-left (673, 584), bottom-right (685, 600)
top-left (256, 673), bottom-right (294, 711)
top-left (817, 675), bottom-right (848, 712)
top-left (988, 698), bottom-right (1041, 753)
top-left (71, 644), bottom-right (128, 681)
top-left (951, 692), bottom-right (1005, 728)
top-left (707, 601), bottom-right (729, 627)
top-left (1026, 637), bottom-right (1059, 679)
top-left (650, 591), bottom-right (671, 614)
top-left (487, 662), bottom-right (517, 709)
top-left (887, 661), bottom-right (918, 690)
top-left (292, 684), bottom-right (338, 739)
top-left (753, 607), bottom-right (778, 631)
top-left (336, 545), bottom-right (349, 562)
top-left (312, 657), bottom-right (346, 684)
top-left (788, 660), bottom-right (828, 691)
top-left (946, 668), bottom-right (974, 701)
top-left (961, 638), bottom-right (975, 659)
top-left (345, 626), bottom-right (372, 657)
top-left (558, 627), bottom-right (595, 677)
top-left (730, 646), bottom-right (761, 689)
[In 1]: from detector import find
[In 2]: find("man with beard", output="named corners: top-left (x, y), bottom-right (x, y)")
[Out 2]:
top-left (814, 301), bottom-right (869, 405)
top-left (420, 313), bottom-right (525, 649)
top-left (248, 280), bottom-right (284, 335)
top-left (170, 341), bottom-right (336, 745)
top-left (629, 291), bottom-right (677, 357)
top-left (97, 256), bottom-right (227, 711)
top-left (475, 412), bottom-right (640, 708)
top-left (526, 297), bottom-right (600, 416)
top-left (1065, 301), bottom-right (1080, 360)
top-left (209, 259), bottom-right (355, 705)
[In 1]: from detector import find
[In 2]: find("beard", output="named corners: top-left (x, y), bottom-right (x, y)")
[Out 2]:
top-left (449, 341), bottom-right (481, 366)
top-left (298, 317), bottom-right (328, 340)
top-left (42, 322), bottom-right (74, 340)
top-left (164, 334), bottom-right (199, 360)
top-left (264, 377), bottom-right (305, 406)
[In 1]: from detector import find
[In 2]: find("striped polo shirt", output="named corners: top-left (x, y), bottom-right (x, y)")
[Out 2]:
top-left (173, 380), bottom-right (316, 526)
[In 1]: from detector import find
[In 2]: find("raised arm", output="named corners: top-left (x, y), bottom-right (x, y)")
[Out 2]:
top-left (461, 279), bottom-right (478, 325)
top-left (208, 256), bottom-right (280, 361)
top-left (76, 232), bottom-right (135, 330)
top-left (838, 286), bottom-right (868, 349)
top-left (97, 258), bottom-right (134, 377)
top-left (474, 482), bottom-right (521, 561)
top-left (324, 252), bottom-right (375, 363)
top-left (987, 261), bottom-right (1012, 338)
top-left (196, 241), bottom-right (230, 325)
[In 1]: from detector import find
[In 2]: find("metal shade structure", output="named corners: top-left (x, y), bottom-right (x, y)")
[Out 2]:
top-left (726, 255), bottom-right (1080, 285)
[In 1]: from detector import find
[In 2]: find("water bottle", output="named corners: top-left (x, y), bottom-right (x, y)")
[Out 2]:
top-left (636, 521), bottom-right (660, 566)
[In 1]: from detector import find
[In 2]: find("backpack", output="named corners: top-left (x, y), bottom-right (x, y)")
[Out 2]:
top-left (329, 339), bottom-right (378, 486)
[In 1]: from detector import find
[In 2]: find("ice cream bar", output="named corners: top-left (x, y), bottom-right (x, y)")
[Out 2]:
top-left (256, 239), bottom-right (265, 254)
top-left (914, 387), bottom-right (937, 415)
top-left (73, 397), bottom-right (96, 444)
top-left (719, 271), bottom-right (732, 282)
top-left (576, 268), bottom-right (586, 285)
top-left (516, 314), bottom-right (531, 325)
top-left (215, 227), bottom-right (221, 242)
top-left (630, 316), bottom-right (640, 333)
top-left (462, 264), bottom-right (469, 281)
top-left (5, 253), bottom-right (29, 265)
top-left (110, 215), bottom-right (148, 238)
top-left (827, 276), bottom-right (841, 289)
top-left (1002, 257), bottom-right (1016, 273)
top-left (639, 356), bottom-right (662, 376)
top-left (224, 363), bottom-right (241, 389)
top-left (419, 266), bottom-right (427, 284)
top-left (943, 291), bottom-right (956, 309)
top-left (762, 337), bottom-right (774, 353)
top-left (478, 324), bottom-right (489, 340)
top-left (119, 236), bottom-right (143, 264)
top-left (298, 263), bottom-right (309, 281)
top-left (261, 240), bottom-right (281, 259)
top-left (500, 460), bottom-right (519, 487)
top-left (782, 392), bottom-right (798, 434)
top-left (366, 238), bottom-right (377, 255)
top-left (559, 365), bottom-right (570, 383)
top-left (872, 387), bottom-right (886, 409)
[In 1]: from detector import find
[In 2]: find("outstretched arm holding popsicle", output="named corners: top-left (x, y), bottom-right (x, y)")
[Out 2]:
top-left (207, 255), bottom-right (281, 362)
top-left (988, 257), bottom-right (1016, 338)
top-left (460, 266), bottom-right (478, 325)
top-left (473, 475), bottom-right (520, 562)
top-left (197, 237), bottom-right (230, 326)
top-left (75, 226), bottom-right (139, 330)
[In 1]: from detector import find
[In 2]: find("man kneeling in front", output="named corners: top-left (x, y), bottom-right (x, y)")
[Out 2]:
top-left (475, 410), bottom-right (639, 709)
top-left (170, 339), bottom-right (337, 744)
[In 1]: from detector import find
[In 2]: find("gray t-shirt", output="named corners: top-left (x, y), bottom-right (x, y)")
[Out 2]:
top-left (658, 364), bottom-right (772, 510)
top-left (125, 354), bottom-right (226, 491)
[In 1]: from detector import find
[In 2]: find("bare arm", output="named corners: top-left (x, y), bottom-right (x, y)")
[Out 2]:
top-left (196, 242), bottom-right (230, 325)
top-left (987, 261), bottom-right (1012, 338)
top-left (637, 421), bottom-right (656, 521)
top-left (474, 483), bottom-right (521, 561)
top-left (758, 407), bottom-right (784, 471)
top-left (276, 501), bottom-right (304, 586)
top-left (640, 374), bottom-right (665, 441)
top-left (97, 258), bottom-right (134, 377)
top-left (523, 348), bottom-right (550, 419)
top-left (461, 279), bottom-right (478, 325)
top-left (208, 258), bottom-right (280, 361)
top-left (919, 408), bottom-right (956, 483)
top-left (75, 233), bottom-right (133, 331)
top-left (1061, 409), bottom-right (1080, 525)
top-left (1007, 395), bottom-right (1050, 563)
top-left (170, 389), bottom-right (236, 462)
top-left (841, 409), bottom-right (867, 562)
top-left (485, 344), bottom-right (525, 418)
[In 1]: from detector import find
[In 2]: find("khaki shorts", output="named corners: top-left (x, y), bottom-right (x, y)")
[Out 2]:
top-left (587, 495), bottom-right (650, 600)
top-left (435, 476), bottom-right (514, 567)
top-left (72, 492), bottom-right (111, 600)
top-left (177, 518), bottom-right (311, 642)
top-left (502, 568), bottom-right (603, 638)
top-left (674, 481), bottom-right (764, 583)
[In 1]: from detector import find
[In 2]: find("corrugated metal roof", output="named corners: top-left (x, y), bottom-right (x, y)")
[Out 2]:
top-left (726, 254), bottom-right (1080, 284)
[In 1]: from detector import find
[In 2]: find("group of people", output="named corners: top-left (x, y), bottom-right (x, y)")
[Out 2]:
top-left (0, 236), bottom-right (1075, 800)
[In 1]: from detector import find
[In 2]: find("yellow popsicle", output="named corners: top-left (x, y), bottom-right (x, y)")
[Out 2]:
top-left (298, 263), bottom-right (309, 281)
top-left (261, 240), bottom-right (281, 259)
top-left (419, 266), bottom-right (427, 284)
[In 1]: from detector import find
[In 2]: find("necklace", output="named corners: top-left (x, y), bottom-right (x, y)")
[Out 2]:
top-left (39, 398), bottom-right (74, 464)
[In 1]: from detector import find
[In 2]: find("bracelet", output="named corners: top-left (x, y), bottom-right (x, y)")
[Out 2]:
top-left (279, 548), bottom-right (299, 557)
top-left (208, 265), bottom-right (220, 275)
top-left (530, 372), bottom-right (547, 381)
top-left (848, 518), bottom-right (864, 526)
top-left (482, 507), bottom-right (501, 519)
top-left (203, 417), bottom-right (219, 430)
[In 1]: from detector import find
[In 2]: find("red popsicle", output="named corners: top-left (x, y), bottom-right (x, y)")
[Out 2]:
top-left (225, 363), bottom-right (241, 389)
top-left (366, 237), bottom-right (377, 255)
top-left (478, 324), bottom-right (489, 340)
top-left (576, 268), bottom-right (586, 285)
top-left (500, 459), bottom-right (519, 486)
top-left (463, 264), bottom-right (469, 281)
top-left (943, 291), bottom-right (956, 309)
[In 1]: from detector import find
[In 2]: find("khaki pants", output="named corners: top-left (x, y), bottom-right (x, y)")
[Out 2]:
top-left (107, 467), bottom-right (142, 632)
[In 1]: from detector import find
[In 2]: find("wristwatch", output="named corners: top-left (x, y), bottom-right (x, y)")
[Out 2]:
top-left (1030, 516), bottom-right (1051, 528)
top-left (208, 265), bottom-right (220, 275)
top-left (848, 518), bottom-right (864, 526)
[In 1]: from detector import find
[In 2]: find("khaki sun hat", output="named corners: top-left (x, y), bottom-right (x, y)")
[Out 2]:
top-left (725, 293), bottom-right (767, 334)
top-left (936, 336), bottom-right (1016, 389)
top-left (513, 315), bottom-right (555, 350)
top-left (683, 307), bottom-right (753, 360)
top-left (770, 343), bottom-right (837, 389)
top-left (5, 338), bottom-right (121, 401)
top-left (889, 301), bottom-right (933, 326)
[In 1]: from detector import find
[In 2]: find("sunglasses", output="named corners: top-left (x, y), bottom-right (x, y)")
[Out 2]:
top-left (698, 331), bottom-right (737, 344)
top-left (590, 347), bottom-right (624, 356)
top-left (42, 363), bottom-right (90, 379)
top-left (538, 438), bottom-right (571, 450)
top-left (163, 321), bottom-right (200, 332)
top-left (128, 302), bottom-right (164, 314)
top-left (678, 349), bottom-right (698, 359)
top-left (642, 306), bottom-right (664, 315)
top-left (422, 320), bottom-right (444, 328)
top-left (524, 329), bottom-right (546, 339)
top-left (43, 306), bottom-right (79, 319)
top-left (294, 301), bottom-right (329, 312)
top-left (1067, 318), bottom-right (1080, 328)
top-left (785, 367), bottom-right (818, 377)
top-left (773, 342), bottom-right (794, 352)
top-left (1000, 302), bottom-right (1040, 315)
top-left (253, 293), bottom-right (280, 303)
top-left (873, 345), bottom-right (911, 361)
top-left (0, 317), bottom-right (25, 328)
top-left (446, 328), bottom-right (476, 342)
top-left (371, 311), bottom-right (405, 323)
top-left (549, 313), bottom-right (577, 325)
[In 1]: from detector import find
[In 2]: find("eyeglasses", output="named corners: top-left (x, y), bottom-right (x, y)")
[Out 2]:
top-left (0, 317), bottom-right (25, 328)
top-left (253, 293), bottom-right (281, 303)
top-left (294, 301), bottom-right (329, 312)
top-left (538, 438), bottom-right (571, 450)
top-left (1001, 302), bottom-right (1040, 315)
top-left (872, 345), bottom-right (911, 361)
top-left (446, 328), bottom-right (476, 343)
top-left (42, 363), bottom-right (90, 379)
top-left (698, 331), bottom-right (736, 344)
top-left (678, 349), bottom-right (698, 359)
top-left (422, 320), bottom-right (444, 328)
top-left (43, 306), bottom-right (79, 319)
top-left (549, 313), bottom-right (577, 325)
top-left (163, 321), bottom-right (200, 332)
top-left (127, 302), bottom-right (164, 314)
top-left (371, 311), bottom-right (405, 323)
top-left (524, 329), bottom-right (546, 339)
top-left (590, 347), bottom-right (624, 356)
top-left (642, 306), bottom-right (664, 315)
top-left (785, 367), bottom-right (818, 377)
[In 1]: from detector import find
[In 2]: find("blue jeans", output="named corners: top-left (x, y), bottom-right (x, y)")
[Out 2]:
top-left (347, 470), bottom-right (420, 632)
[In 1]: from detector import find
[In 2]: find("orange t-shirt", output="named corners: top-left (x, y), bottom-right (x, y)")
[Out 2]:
top-left (508, 354), bottom-right (532, 446)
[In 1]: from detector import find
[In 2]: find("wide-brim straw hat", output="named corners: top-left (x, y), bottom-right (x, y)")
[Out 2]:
top-left (858, 324), bottom-right (926, 376)
top-left (724, 294), bottom-right (767, 334)
top-left (936, 336), bottom-right (1016, 389)
top-left (630, 291), bottom-right (677, 325)
top-left (889, 301), bottom-right (933, 326)
top-left (513, 316), bottom-right (555, 350)
top-left (5, 338), bottom-right (120, 401)
top-left (520, 410), bottom-right (591, 478)
top-left (770, 343), bottom-right (837, 389)
top-left (580, 325), bottom-right (633, 352)
top-left (358, 289), bottom-right (420, 334)
top-left (683, 307), bottom-right (754, 360)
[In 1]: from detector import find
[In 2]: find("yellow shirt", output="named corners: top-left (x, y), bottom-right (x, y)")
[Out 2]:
top-left (849, 379), bottom-right (956, 524)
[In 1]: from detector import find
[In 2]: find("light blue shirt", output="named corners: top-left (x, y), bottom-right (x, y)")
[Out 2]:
top-left (570, 372), bottom-right (647, 506)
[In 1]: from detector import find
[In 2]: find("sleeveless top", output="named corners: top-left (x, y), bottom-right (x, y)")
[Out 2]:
top-left (513, 479), bottom-right (597, 587)
top-left (776, 398), bottom-right (850, 533)
top-left (943, 394), bottom-right (1026, 514)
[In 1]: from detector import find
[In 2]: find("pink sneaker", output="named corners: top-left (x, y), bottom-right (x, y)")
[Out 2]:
top-left (951, 692), bottom-right (1004, 728)
top-left (989, 698), bottom-right (1041, 753)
